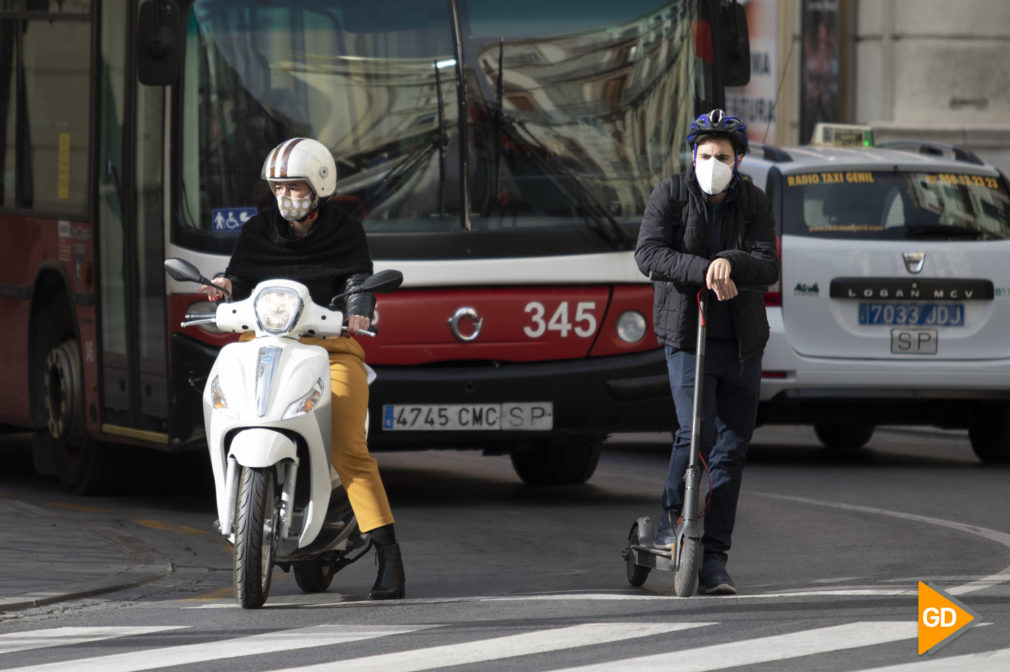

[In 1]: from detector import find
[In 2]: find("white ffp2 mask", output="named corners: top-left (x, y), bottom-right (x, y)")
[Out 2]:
top-left (695, 157), bottom-right (734, 195)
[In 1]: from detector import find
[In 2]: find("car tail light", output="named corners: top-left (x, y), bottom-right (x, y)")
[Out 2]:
top-left (764, 235), bottom-right (782, 307)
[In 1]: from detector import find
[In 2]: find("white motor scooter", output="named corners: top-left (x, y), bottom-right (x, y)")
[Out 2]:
top-left (165, 258), bottom-right (402, 609)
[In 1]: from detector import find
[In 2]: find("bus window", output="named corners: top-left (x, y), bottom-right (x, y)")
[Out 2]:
top-left (19, 19), bottom-right (91, 215)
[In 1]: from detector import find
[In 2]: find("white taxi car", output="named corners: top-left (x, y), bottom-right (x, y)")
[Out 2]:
top-left (740, 128), bottom-right (1010, 462)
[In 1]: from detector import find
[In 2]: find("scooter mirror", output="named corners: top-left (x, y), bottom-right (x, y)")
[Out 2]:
top-left (164, 257), bottom-right (203, 283)
top-left (328, 269), bottom-right (403, 310)
top-left (362, 269), bottom-right (403, 294)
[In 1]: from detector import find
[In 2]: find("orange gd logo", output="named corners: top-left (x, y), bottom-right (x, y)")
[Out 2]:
top-left (918, 581), bottom-right (980, 655)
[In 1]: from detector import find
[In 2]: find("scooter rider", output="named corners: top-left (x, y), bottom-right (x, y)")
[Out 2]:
top-left (634, 110), bottom-right (779, 595)
top-left (204, 137), bottom-right (405, 600)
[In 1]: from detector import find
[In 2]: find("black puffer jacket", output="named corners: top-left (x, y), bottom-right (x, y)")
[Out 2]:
top-left (634, 171), bottom-right (779, 364)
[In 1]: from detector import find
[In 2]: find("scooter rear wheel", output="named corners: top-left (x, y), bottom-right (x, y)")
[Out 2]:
top-left (625, 524), bottom-right (650, 587)
top-left (293, 560), bottom-right (335, 593)
top-left (673, 536), bottom-right (701, 597)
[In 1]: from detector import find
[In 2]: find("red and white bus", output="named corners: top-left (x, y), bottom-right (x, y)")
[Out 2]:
top-left (0, 0), bottom-right (749, 492)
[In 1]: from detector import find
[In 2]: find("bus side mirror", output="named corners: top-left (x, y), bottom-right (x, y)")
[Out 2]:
top-left (138, 0), bottom-right (183, 86)
top-left (720, 1), bottom-right (751, 87)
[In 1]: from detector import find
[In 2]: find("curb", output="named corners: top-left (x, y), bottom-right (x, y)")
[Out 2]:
top-left (0, 501), bottom-right (174, 612)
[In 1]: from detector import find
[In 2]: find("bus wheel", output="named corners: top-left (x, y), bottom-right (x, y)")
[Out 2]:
top-left (510, 435), bottom-right (602, 485)
top-left (42, 339), bottom-right (109, 494)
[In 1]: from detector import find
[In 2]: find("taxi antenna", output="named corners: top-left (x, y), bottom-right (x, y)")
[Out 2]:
top-left (762, 37), bottom-right (796, 145)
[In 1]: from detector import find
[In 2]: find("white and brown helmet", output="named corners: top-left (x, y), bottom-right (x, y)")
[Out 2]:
top-left (261, 137), bottom-right (337, 198)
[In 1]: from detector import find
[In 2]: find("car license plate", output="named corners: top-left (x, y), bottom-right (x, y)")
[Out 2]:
top-left (859, 302), bottom-right (963, 327)
top-left (381, 403), bottom-right (553, 431)
top-left (891, 329), bottom-right (938, 355)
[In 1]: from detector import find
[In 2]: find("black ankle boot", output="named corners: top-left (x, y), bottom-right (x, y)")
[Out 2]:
top-left (368, 542), bottom-right (405, 600)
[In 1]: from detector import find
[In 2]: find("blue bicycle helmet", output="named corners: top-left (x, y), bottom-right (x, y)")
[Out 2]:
top-left (686, 109), bottom-right (749, 155)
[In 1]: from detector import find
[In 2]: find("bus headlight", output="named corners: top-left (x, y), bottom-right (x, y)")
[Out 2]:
top-left (282, 378), bottom-right (325, 419)
top-left (616, 310), bottom-right (647, 344)
top-left (255, 287), bottom-right (302, 334)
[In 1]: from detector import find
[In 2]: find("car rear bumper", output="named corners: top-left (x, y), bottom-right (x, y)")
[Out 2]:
top-left (759, 310), bottom-right (1010, 427)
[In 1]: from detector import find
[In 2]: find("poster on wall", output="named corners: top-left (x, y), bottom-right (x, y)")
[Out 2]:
top-left (726, 0), bottom-right (779, 146)
top-left (800, 0), bottom-right (840, 143)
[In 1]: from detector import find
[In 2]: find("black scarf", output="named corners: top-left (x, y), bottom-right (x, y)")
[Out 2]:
top-left (225, 202), bottom-right (373, 305)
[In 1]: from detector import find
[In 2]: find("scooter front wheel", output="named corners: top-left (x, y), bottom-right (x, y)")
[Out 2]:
top-left (234, 467), bottom-right (279, 609)
top-left (673, 536), bottom-right (701, 597)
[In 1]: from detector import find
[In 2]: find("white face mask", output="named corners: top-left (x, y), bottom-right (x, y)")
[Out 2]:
top-left (695, 157), bottom-right (734, 195)
top-left (277, 193), bottom-right (315, 221)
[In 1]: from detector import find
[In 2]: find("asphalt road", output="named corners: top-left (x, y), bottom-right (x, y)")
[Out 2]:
top-left (0, 425), bottom-right (1008, 671)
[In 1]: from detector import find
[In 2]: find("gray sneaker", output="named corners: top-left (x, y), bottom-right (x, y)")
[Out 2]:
top-left (699, 555), bottom-right (736, 595)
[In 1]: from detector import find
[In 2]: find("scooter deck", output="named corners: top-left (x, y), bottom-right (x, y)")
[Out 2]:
top-left (623, 543), bottom-right (674, 572)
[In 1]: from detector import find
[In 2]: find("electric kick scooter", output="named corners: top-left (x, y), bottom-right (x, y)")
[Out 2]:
top-left (622, 288), bottom-right (714, 597)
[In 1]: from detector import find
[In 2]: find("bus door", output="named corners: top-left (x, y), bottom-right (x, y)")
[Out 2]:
top-left (96, 1), bottom-right (169, 444)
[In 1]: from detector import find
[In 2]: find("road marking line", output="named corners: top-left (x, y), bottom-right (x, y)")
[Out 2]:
top-left (753, 492), bottom-right (1010, 595)
top-left (856, 645), bottom-right (1010, 671)
top-left (269, 622), bottom-right (712, 672)
top-left (133, 519), bottom-right (216, 538)
top-left (0, 627), bottom-right (187, 655)
top-left (550, 621), bottom-right (916, 671)
top-left (0, 624), bottom-right (429, 672)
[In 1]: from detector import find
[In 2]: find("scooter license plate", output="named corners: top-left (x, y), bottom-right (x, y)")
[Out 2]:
top-left (382, 403), bottom-right (553, 431)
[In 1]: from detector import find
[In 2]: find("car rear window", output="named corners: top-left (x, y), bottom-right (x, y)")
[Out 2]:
top-left (781, 170), bottom-right (1010, 240)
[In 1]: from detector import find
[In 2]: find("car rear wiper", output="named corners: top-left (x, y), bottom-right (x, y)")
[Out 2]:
top-left (904, 223), bottom-right (985, 240)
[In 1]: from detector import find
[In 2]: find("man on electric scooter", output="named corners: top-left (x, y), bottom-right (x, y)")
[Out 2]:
top-left (634, 110), bottom-right (779, 594)
top-left (203, 138), bottom-right (405, 600)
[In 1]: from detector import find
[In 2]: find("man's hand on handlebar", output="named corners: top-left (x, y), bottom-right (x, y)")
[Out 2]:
top-left (199, 277), bottom-right (232, 302)
top-left (346, 314), bottom-right (372, 335)
top-left (706, 258), bottom-right (738, 301)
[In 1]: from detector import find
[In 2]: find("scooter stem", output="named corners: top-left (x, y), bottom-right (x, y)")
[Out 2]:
top-left (681, 288), bottom-right (709, 525)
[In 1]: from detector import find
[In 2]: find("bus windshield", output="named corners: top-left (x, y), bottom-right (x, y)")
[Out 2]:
top-left (179, 0), bottom-right (713, 248)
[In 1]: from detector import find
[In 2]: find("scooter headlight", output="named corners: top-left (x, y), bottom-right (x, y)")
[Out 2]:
top-left (254, 287), bottom-right (303, 334)
top-left (282, 378), bottom-right (326, 419)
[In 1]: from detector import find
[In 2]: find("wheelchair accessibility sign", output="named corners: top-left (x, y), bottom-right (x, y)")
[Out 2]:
top-left (212, 207), bottom-right (256, 233)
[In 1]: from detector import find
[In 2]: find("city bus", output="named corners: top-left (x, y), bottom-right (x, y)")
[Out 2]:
top-left (0, 0), bottom-right (749, 492)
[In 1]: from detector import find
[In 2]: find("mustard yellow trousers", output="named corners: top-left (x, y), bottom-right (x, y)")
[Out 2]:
top-left (302, 336), bottom-right (394, 532)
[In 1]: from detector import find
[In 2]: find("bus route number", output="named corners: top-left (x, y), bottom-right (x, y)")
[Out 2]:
top-left (523, 301), bottom-right (597, 338)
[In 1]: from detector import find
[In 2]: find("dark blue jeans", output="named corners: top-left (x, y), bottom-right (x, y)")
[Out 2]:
top-left (663, 340), bottom-right (761, 559)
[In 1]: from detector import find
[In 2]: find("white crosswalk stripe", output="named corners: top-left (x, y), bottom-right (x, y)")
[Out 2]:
top-left (855, 646), bottom-right (1010, 671)
top-left (549, 621), bottom-right (918, 671)
top-left (267, 622), bottom-right (711, 672)
top-left (0, 627), bottom-right (186, 655)
top-left (0, 620), bottom-right (1005, 671)
top-left (0, 624), bottom-right (429, 672)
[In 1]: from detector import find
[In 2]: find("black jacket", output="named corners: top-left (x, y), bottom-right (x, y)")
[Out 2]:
top-left (223, 203), bottom-right (376, 319)
top-left (634, 171), bottom-right (779, 363)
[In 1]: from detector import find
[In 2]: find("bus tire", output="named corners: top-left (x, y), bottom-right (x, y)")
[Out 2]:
top-left (41, 338), bottom-right (108, 493)
top-left (509, 435), bottom-right (602, 485)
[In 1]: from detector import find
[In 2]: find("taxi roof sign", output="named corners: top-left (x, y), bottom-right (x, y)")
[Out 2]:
top-left (810, 123), bottom-right (874, 148)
